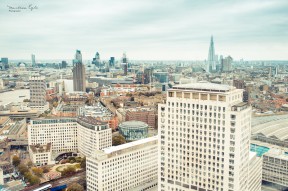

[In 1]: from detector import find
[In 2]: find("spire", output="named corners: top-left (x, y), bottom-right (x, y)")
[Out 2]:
top-left (207, 35), bottom-right (216, 73)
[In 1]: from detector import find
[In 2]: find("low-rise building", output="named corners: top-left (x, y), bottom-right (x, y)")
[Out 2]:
top-left (125, 107), bottom-right (156, 128)
top-left (29, 143), bottom-right (53, 166)
top-left (262, 149), bottom-right (288, 190)
top-left (86, 136), bottom-right (158, 191)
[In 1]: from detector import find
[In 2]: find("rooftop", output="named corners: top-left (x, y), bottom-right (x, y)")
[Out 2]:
top-left (172, 82), bottom-right (235, 92)
top-left (252, 117), bottom-right (288, 141)
top-left (102, 136), bottom-right (157, 155)
top-left (119, 120), bottom-right (148, 128)
top-left (77, 116), bottom-right (107, 126)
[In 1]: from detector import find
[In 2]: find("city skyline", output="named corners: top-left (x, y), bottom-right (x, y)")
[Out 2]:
top-left (1, 0), bottom-right (288, 60)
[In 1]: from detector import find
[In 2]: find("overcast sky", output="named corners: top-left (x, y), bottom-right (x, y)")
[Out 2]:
top-left (0, 0), bottom-right (287, 61)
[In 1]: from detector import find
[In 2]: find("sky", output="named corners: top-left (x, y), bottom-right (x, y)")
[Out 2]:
top-left (0, 0), bottom-right (288, 61)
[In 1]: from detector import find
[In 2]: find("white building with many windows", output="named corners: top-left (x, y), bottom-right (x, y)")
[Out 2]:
top-left (86, 136), bottom-right (158, 191)
top-left (29, 75), bottom-right (49, 114)
top-left (28, 117), bottom-right (112, 162)
top-left (77, 116), bottom-right (112, 157)
top-left (28, 118), bottom-right (78, 153)
top-left (158, 83), bottom-right (262, 191)
top-left (262, 148), bottom-right (288, 190)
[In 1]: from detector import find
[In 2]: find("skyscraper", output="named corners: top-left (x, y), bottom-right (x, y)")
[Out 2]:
top-left (0, 58), bottom-right (9, 70)
top-left (109, 57), bottom-right (115, 67)
top-left (29, 75), bottom-right (49, 113)
top-left (31, 54), bottom-right (36, 67)
top-left (158, 83), bottom-right (262, 191)
top-left (72, 50), bottom-right (86, 92)
top-left (207, 36), bottom-right (216, 73)
top-left (122, 52), bottom-right (128, 75)
top-left (221, 56), bottom-right (233, 72)
top-left (92, 52), bottom-right (101, 67)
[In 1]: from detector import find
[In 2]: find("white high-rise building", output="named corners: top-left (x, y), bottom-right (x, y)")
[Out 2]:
top-left (77, 116), bottom-right (112, 157)
top-left (158, 83), bottom-right (262, 191)
top-left (86, 136), bottom-right (158, 191)
top-left (29, 75), bottom-right (49, 113)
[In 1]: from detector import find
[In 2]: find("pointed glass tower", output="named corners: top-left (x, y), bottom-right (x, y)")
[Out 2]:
top-left (207, 36), bottom-right (216, 72)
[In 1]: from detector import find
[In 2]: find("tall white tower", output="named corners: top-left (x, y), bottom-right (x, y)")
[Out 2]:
top-left (158, 83), bottom-right (262, 191)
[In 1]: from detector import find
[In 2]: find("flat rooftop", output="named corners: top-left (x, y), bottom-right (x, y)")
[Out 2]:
top-left (172, 82), bottom-right (235, 92)
top-left (103, 136), bottom-right (158, 155)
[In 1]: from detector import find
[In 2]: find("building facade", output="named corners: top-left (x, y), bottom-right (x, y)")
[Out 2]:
top-left (73, 50), bottom-right (86, 92)
top-left (28, 117), bottom-right (111, 162)
top-left (77, 116), bottom-right (112, 157)
top-left (262, 149), bottom-right (288, 190)
top-left (119, 120), bottom-right (148, 141)
top-left (29, 75), bottom-right (49, 113)
top-left (86, 136), bottom-right (158, 191)
top-left (158, 83), bottom-right (262, 191)
top-left (28, 118), bottom-right (78, 153)
top-left (125, 107), bottom-right (156, 128)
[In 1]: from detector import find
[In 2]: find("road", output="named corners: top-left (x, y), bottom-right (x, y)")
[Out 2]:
top-left (21, 171), bottom-right (86, 191)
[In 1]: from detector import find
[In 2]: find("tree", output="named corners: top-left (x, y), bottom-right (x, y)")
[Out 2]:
top-left (28, 175), bottom-right (40, 185)
top-left (52, 101), bottom-right (58, 108)
top-left (12, 155), bottom-right (21, 166)
top-left (80, 157), bottom-right (86, 169)
top-left (42, 166), bottom-right (50, 173)
top-left (68, 156), bottom-right (76, 163)
top-left (61, 166), bottom-right (76, 177)
top-left (112, 134), bottom-right (126, 146)
top-left (31, 167), bottom-right (43, 176)
top-left (27, 161), bottom-right (33, 168)
top-left (67, 183), bottom-right (84, 191)
top-left (18, 164), bottom-right (29, 175)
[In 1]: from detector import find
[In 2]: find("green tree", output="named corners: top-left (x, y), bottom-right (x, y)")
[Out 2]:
top-left (27, 161), bottom-right (33, 167)
top-left (31, 167), bottom-right (43, 176)
top-left (42, 166), bottom-right (50, 173)
top-left (61, 166), bottom-right (76, 177)
top-left (112, 134), bottom-right (126, 146)
top-left (68, 156), bottom-right (76, 163)
top-left (80, 157), bottom-right (86, 169)
top-left (12, 155), bottom-right (21, 167)
top-left (52, 101), bottom-right (58, 107)
top-left (29, 175), bottom-right (41, 185)
top-left (67, 183), bottom-right (84, 191)
top-left (18, 164), bottom-right (29, 175)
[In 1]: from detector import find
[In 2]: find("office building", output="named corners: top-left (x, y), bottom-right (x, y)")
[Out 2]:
top-left (28, 118), bottom-right (78, 153)
top-left (109, 57), bottom-right (115, 67)
top-left (29, 143), bottom-right (53, 166)
top-left (92, 52), bottom-right (101, 67)
top-left (29, 75), bottom-right (49, 113)
top-left (125, 107), bottom-right (156, 128)
top-left (207, 36), bottom-right (216, 73)
top-left (86, 136), bottom-right (158, 191)
top-left (262, 149), bottom-right (288, 190)
top-left (119, 120), bottom-right (148, 141)
top-left (221, 56), bottom-right (233, 72)
top-left (158, 82), bottom-right (262, 191)
top-left (31, 54), bottom-right (36, 67)
top-left (77, 116), bottom-right (112, 157)
top-left (0, 58), bottom-right (9, 70)
top-left (28, 117), bottom-right (111, 157)
top-left (72, 50), bottom-right (86, 92)
top-left (122, 53), bottom-right (128, 75)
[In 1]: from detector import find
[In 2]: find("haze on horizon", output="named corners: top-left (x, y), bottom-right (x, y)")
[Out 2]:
top-left (0, 0), bottom-right (288, 61)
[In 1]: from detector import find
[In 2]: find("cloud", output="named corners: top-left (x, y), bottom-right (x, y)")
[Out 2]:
top-left (0, 0), bottom-right (287, 60)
